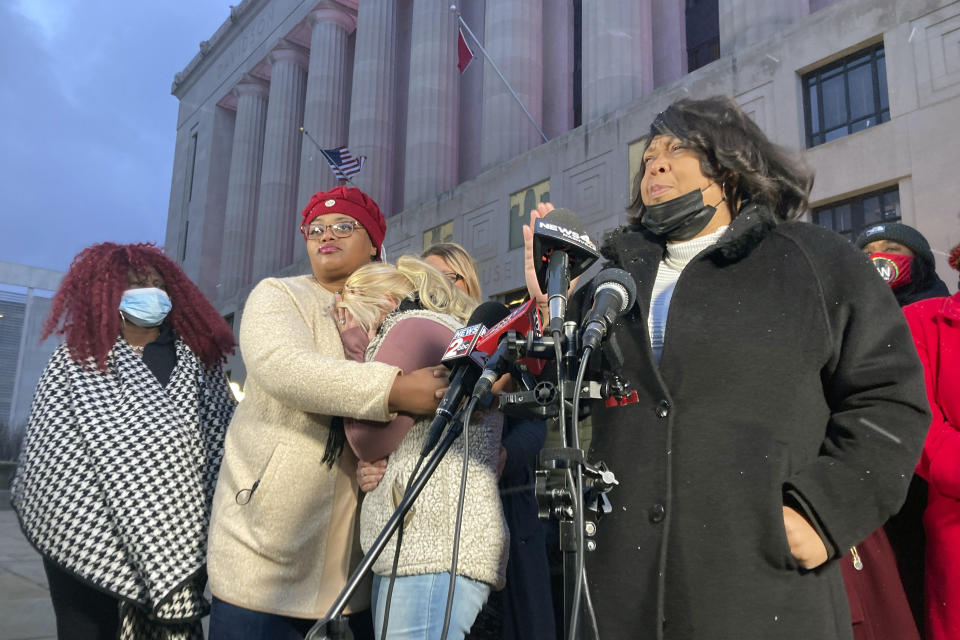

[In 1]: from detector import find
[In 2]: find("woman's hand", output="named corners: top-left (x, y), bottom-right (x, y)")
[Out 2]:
top-left (331, 292), bottom-right (358, 335)
top-left (522, 202), bottom-right (555, 307)
top-left (522, 202), bottom-right (582, 317)
top-left (357, 458), bottom-right (387, 493)
top-left (331, 293), bottom-right (378, 340)
top-left (388, 366), bottom-right (450, 414)
top-left (782, 505), bottom-right (829, 569)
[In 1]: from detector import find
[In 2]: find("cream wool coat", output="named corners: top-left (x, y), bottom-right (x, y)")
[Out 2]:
top-left (207, 275), bottom-right (401, 618)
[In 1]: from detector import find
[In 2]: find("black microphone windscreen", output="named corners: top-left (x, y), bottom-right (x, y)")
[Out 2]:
top-left (468, 301), bottom-right (510, 328)
top-left (542, 207), bottom-right (585, 234)
top-left (593, 268), bottom-right (638, 309)
top-left (532, 208), bottom-right (601, 287)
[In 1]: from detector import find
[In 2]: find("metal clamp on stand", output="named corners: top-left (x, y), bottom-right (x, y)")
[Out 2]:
top-left (495, 322), bottom-right (629, 640)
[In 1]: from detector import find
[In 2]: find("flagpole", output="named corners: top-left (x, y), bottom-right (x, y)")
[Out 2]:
top-left (299, 126), bottom-right (353, 186)
top-left (452, 6), bottom-right (549, 144)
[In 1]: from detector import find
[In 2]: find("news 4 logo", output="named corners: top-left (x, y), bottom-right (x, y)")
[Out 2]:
top-left (534, 218), bottom-right (598, 252)
top-left (441, 323), bottom-right (487, 363)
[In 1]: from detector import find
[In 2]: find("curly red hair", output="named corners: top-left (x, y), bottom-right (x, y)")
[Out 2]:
top-left (43, 242), bottom-right (235, 369)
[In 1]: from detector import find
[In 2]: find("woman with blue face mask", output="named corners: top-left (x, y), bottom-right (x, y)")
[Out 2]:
top-left (11, 242), bottom-right (237, 640)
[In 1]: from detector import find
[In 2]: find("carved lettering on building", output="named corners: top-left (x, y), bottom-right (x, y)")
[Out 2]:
top-left (215, 7), bottom-right (277, 80)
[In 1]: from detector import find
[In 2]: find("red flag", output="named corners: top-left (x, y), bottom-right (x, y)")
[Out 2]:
top-left (457, 28), bottom-right (474, 73)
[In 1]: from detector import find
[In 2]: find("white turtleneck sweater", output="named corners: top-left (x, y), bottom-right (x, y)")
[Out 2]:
top-left (648, 226), bottom-right (728, 363)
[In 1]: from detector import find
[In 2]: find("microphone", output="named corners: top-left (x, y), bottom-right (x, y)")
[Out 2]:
top-left (470, 299), bottom-right (543, 399)
top-left (532, 208), bottom-right (601, 333)
top-left (421, 301), bottom-right (511, 456)
top-left (579, 268), bottom-right (637, 353)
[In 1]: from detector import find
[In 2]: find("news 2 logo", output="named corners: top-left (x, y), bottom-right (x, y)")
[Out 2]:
top-left (441, 324), bottom-right (487, 362)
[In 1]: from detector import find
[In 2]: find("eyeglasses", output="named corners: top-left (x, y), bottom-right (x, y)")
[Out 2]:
top-left (442, 272), bottom-right (463, 284)
top-left (301, 221), bottom-right (365, 239)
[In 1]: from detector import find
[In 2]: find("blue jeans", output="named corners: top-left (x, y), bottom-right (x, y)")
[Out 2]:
top-left (371, 573), bottom-right (490, 640)
top-left (209, 596), bottom-right (374, 640)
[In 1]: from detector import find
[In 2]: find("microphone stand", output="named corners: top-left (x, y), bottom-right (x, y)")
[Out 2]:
top-left (304, 412), bottom-right (467, 640)
top-left (498, 325), bottom-right (624, 640)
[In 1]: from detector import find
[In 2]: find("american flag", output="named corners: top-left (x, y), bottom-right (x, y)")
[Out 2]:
top-left (321, 146), bottom-right (366, 180)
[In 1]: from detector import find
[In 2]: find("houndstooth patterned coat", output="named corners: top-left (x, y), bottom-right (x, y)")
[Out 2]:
top-left (11, 338), bottom-right (235, 639)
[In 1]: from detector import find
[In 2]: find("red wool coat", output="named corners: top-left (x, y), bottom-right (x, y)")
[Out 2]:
top-left (904, 292), bottom-right (960, 640)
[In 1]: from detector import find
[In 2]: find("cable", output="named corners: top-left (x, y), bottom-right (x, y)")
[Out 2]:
top-left (439, 395), bottom-right (480, 640)
top-left (567, 346), bottom-right (592, 640)
top-left (581, 563), bottom-right (600, 640)
top-left (554, 332), bottom-right (566, 448)
top-left (380, 413), bottom-right (458, 640)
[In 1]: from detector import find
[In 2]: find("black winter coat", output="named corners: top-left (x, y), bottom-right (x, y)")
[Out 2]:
top-left (499, 417), bottom-right (555, 640)
top-left (575, 204), bottom-right (930, 640)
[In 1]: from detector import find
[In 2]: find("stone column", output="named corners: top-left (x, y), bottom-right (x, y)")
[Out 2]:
top-left (348, 0), bottom-right (399, 213)
top-left (652, 0), bottom-right (686, 88)
top-left (542, 0), bottom-right (574, 139)
top-left (582, 0), bottom-right (653, 124)
top-left (456, 0), bottom-right (485, 183)
top-left (297, 3), bottom-right (358, 208)
top-left (219, 76), bottom-right (268, 296)
top-left (403, 0), bottom-right (460, 208)
top-left (719, 0), bottom-right (808, 55)
top-left (480, 0), bottom-right (543, 169)
top-left (252, 40), bottom-right (308, 279)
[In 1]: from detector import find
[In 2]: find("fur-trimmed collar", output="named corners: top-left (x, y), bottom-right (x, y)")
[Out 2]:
top-left (602, 202), bottom-right (779, 266)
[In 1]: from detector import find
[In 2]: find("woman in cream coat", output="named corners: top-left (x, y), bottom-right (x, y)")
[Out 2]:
top-left (207, 187), bottom-right (450, 640)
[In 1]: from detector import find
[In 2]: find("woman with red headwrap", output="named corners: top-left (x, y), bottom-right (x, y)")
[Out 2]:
top-left (206, 187), bottom-right (449, 640)
top-left (11, 242), bottom-right (236, 640)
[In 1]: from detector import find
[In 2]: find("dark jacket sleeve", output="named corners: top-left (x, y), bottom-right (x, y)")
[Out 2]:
top-left (501, 416), bottom-right (547, 484)
top-left (781, 227), bottom-right (930, 556)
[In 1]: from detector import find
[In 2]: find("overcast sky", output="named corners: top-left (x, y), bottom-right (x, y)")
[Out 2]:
top-left (1, 1), bottom-right (233, 274)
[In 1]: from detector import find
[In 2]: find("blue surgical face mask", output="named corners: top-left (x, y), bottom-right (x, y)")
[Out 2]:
top-left (119, 287), bottom-right (172, 327)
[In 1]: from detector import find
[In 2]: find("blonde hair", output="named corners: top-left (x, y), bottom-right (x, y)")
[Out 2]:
top-left (421, 243), bottom-right (482, 302)
top-left (339, 255), bottom-right (477, 333)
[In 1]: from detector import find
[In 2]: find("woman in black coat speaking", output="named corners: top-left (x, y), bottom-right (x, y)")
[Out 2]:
top-left (521, 96), bottom-right (930, 640)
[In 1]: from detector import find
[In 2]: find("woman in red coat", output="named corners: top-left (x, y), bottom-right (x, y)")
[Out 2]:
top-left (904, 242), bottom-right (960, 640)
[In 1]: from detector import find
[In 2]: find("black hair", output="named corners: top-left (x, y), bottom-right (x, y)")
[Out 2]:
top-left (628, 96), bottom-right (814, 225)
top-left (893, 255), bottom-right (950, 307)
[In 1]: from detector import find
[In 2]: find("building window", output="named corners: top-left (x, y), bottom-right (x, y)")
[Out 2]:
top-left (686, 0), bottom-right (720, 72)
top-left (423, 221), bottom-right (454, 252)
top-left (812, 185), bottom-right (900, 241)
top-left (495, 287), bottom-right (529, 308)
top-left (0, 289), bottom-right (27, 432)
top-left (179, 219), bottom-right (190, 263)
top-left (509, 180), bottom-right (551, 250)
top-left (803, 43), bottom-right (889, 148)
top-left (186, 132), bottom-right (199, 203)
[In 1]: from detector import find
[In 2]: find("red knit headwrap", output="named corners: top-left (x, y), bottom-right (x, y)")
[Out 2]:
top-left (300, 186), bottom-right (387, 258)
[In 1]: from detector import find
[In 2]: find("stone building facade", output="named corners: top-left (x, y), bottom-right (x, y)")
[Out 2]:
top-left (167, 0), bottom-right (960, 383)
top-left (0, 263), bottom-right (62, 459)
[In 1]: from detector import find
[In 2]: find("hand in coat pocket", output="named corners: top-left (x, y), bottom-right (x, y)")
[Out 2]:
top-left (782, 505), bottom-right (829, 569)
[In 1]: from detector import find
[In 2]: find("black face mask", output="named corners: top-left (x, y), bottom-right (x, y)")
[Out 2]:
top-left (641, 187), bottom-right (719, 241)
